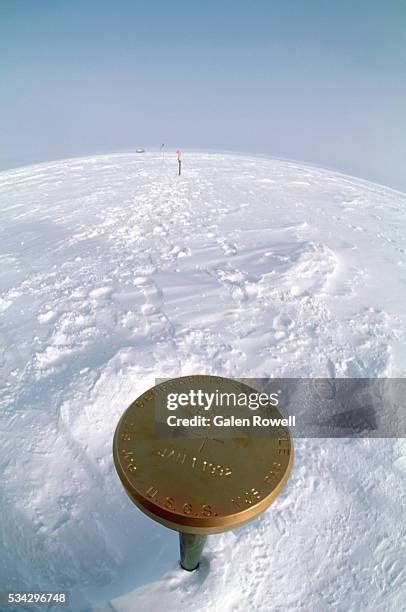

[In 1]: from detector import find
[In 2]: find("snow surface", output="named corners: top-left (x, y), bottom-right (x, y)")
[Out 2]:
top-left (0, 152), bottom-right (405, 611)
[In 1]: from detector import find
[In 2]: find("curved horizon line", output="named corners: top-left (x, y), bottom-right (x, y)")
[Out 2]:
top-left (0, 147), bottom-right (405, 197)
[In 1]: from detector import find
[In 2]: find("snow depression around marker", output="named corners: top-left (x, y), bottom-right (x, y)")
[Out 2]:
top-left (0, 152), bottom-right (405, 611)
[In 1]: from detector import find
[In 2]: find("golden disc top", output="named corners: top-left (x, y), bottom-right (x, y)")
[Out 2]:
top-left (113, 376), bottom-right (293, 535)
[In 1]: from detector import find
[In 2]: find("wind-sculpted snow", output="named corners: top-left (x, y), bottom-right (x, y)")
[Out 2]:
top-left (0, 153), bottom-right (405, 610)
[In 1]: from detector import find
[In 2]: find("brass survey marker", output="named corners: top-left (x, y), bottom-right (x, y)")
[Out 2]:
top-left (113, 375), bottom-right (293, 570)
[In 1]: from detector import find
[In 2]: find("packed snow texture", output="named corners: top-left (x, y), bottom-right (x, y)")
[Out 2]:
top-left (0, 153), bottom-right (405, 611)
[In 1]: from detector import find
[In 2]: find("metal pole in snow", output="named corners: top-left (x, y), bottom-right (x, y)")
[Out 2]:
top-left (179, 533), bottom-right (207, 571)
top-left (176, 149), bottom-right (182, 176)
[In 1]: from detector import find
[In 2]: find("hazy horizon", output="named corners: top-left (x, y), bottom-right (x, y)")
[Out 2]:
top-left (1, 1), bottom-right (405, 190)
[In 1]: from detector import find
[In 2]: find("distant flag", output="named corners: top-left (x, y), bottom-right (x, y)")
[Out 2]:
top-left (176, 149), bottom-right (182, 175)
top-left (161, 143), bottom-right (165, 160)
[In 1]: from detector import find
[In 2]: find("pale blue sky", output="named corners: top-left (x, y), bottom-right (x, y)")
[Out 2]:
top-left (1, 1), bottom-right (405, 189)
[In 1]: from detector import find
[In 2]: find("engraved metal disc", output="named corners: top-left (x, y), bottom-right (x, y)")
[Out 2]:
top-left (113, 375), bottom-right (293, 535)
